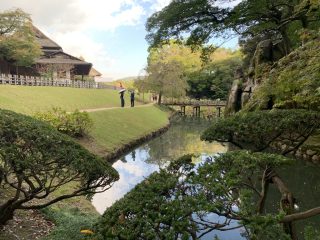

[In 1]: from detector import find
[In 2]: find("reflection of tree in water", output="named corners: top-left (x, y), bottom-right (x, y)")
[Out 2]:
top-left (145, 120), bottom-right (226, 166)
top-left (120, 156), bottom-right (127, 163)
top-left (131, 150), bottom-right (136, 161)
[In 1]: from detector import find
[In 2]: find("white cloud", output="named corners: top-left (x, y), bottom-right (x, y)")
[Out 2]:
top-left (0, 0), bottom-right (151, 78)
top-left (0, 0), bottom-right (146, 32)
top-left (52, 31), bottom-right (115, 73)
top-left (142, 0), bottom-right (171, 12)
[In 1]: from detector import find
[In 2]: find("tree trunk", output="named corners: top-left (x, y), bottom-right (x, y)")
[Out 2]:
top-left (158, 92), bottom-right (162, 104)
top-left (270, 172), bottom-right (297, 240)
top-left (0, 204), bottom-right (16, 226)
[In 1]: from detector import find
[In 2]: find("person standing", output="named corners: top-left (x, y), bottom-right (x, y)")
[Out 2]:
top-left (130, 91), bottom-right (135, 107)
top-left (120, 90), bottom-right (125, 107)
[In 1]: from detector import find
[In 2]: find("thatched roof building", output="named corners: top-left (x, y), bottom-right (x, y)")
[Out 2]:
top-left (0, 26), bottom-right (93, 79)
top-left (33, 26), bottom-right (92, 77)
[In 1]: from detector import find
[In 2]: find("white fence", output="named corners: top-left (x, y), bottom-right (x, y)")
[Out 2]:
top-left (0, 74), bottom-right (120, 90)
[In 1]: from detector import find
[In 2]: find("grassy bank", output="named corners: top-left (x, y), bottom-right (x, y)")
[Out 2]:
top-left (40, 105), bottom-right (170, 240)
top-left (81, 105), bottom-right (170, 155)
top-left (0, 85), bottom-right (139, 114)
top-left (0, 86), bottom-right (170, 240)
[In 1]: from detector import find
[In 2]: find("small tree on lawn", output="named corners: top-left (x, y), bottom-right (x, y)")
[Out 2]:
top-left (0, 109), bottom-right (119, 226)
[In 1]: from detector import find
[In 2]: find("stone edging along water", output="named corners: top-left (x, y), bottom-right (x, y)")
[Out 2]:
top-left (274, 142), bottom-right (320, 164)
top-left (103, 112), bottom-right (177, 163)
top-left (103, 124), bottom-right (170, 163)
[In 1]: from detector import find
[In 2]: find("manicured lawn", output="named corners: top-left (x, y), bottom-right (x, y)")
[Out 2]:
top-left (0, 85), bottom-right (138, 114)
top-left (86, 105), bottom-right (170, 154)
top-left (0, 86), bottom-right (170, 240)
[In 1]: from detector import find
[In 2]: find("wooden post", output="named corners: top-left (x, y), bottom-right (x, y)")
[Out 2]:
top-left (180, 106), bottom-right (186, 116)
top-left (217, 107), bottom-right (221, 117)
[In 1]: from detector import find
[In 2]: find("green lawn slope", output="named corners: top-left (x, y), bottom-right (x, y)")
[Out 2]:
top-left (0, 86), bottom-right (170, 240)
top-left (0, 85), bottom-right (138, 114)
top-left (82, 105), bottom-right (169, 155)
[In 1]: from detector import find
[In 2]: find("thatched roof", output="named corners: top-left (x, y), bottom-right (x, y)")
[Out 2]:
top-left (31, 26), bottom-right (93, 75)
top-left (89, 67), bottom-right (102, 77)
top-left (32, 26), bottom-right (62, 51)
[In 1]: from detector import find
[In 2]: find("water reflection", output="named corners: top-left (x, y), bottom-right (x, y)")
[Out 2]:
top-left (92, 121), bottom-right (227, 214)
top-left (92, 120), bottom-right (244, 239)
top-left (92, 120), bottom-right (320, 239)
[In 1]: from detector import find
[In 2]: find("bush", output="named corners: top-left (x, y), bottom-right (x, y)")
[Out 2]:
top-left (35, 108), bottom-right (93, 137)
top-left (93, 153), bottom-right (292, 239)
top-left (201, 109), bottom-right (320, 152)
top-left (0, 109), bottom-right (118, 226)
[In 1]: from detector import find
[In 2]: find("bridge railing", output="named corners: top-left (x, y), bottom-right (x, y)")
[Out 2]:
top-left (0, 74), bottom-right (119, 90)
top-left (162, 98), bottom-right (226, 106)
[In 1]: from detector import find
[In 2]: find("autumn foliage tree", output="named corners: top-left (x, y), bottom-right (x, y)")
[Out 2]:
top-left (0, 109), bottom-right (119, 226)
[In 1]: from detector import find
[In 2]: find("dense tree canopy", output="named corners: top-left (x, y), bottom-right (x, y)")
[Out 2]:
top-left (147, 41), bottom-right (202, 74)
top-left (0, 109), bottom-right (118, 225)
top-left (201, 109), bottom-right (320, 152)
top-left (0, 9), bottom-right (41, 66)
top-left (146, 0), bottom-right (233, 47)
top-left (146, 0), bottom-right (320, 62)
top-left (143, 41), bottom-right (243, 101)
top-left (186, 49), bottom-right (242, 99)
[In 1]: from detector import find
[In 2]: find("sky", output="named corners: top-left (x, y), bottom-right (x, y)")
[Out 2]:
top-left (0, 0), bottom-right (239, 81)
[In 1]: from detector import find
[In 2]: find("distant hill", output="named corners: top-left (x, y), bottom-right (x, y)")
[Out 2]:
top-left (114, 76), bottom-right (139, 82)
top-left (111, 76), bottom-right (139, 89)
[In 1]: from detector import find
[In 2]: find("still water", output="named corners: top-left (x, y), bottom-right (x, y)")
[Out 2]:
top-left (92, 120), bottom-right (245, 239)
top-left (92, 119), bottom-right (320, 239)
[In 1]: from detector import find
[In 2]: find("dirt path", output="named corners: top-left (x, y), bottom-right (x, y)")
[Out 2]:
top-left (79, 103), bottom-right (154, 113)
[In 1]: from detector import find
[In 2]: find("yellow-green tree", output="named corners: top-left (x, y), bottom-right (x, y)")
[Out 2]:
top-left (0, 9), bottom-right (41, 67)
top-left (146, 60), bottom-right (186, 104)
top-left (145, 42), bottom-right (202, 103)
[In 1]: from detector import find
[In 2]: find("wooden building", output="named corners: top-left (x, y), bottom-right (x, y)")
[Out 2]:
top-left (0, 26), bottom-right (93, 80)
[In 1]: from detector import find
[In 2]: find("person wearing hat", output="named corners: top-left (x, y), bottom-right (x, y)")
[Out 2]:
top-left (119, 89), bottom-right (125, 107)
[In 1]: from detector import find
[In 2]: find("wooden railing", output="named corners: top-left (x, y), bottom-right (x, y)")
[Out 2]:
top-left (0, 74), bottom-right (120, 90)
top-left (162, 98), bottom-right (226, 107)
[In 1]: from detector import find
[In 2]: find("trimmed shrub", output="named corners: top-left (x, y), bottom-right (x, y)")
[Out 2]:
top-left (0, 109), bottom-right (118, 225)
top-left (35, 108), bottom-right (93, 137)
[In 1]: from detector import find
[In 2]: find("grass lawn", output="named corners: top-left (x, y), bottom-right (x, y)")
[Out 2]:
top-left (83, 105), bottom-right (170, 155)
top-left (0, 86), bottom-right (170, 240)
top-left (0, 85), bottom-right (140, 114)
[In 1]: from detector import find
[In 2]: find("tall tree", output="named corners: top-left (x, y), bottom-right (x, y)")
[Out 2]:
top-left (146, 0), bottom-right (320, 58)
top-left (146, 0), bottom-right (230, 47)
top-left (145, 60), bottom-right (186, 104)
top-left (145, 42), bottom-right (203, 103)
top-left (0, 9), bottom-right (41, 67)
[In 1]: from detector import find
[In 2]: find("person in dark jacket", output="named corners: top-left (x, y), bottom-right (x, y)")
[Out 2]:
top-left (120, 90), bottom-right (125, 107)
top-left (130, 91), bottom-right (135, 107)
